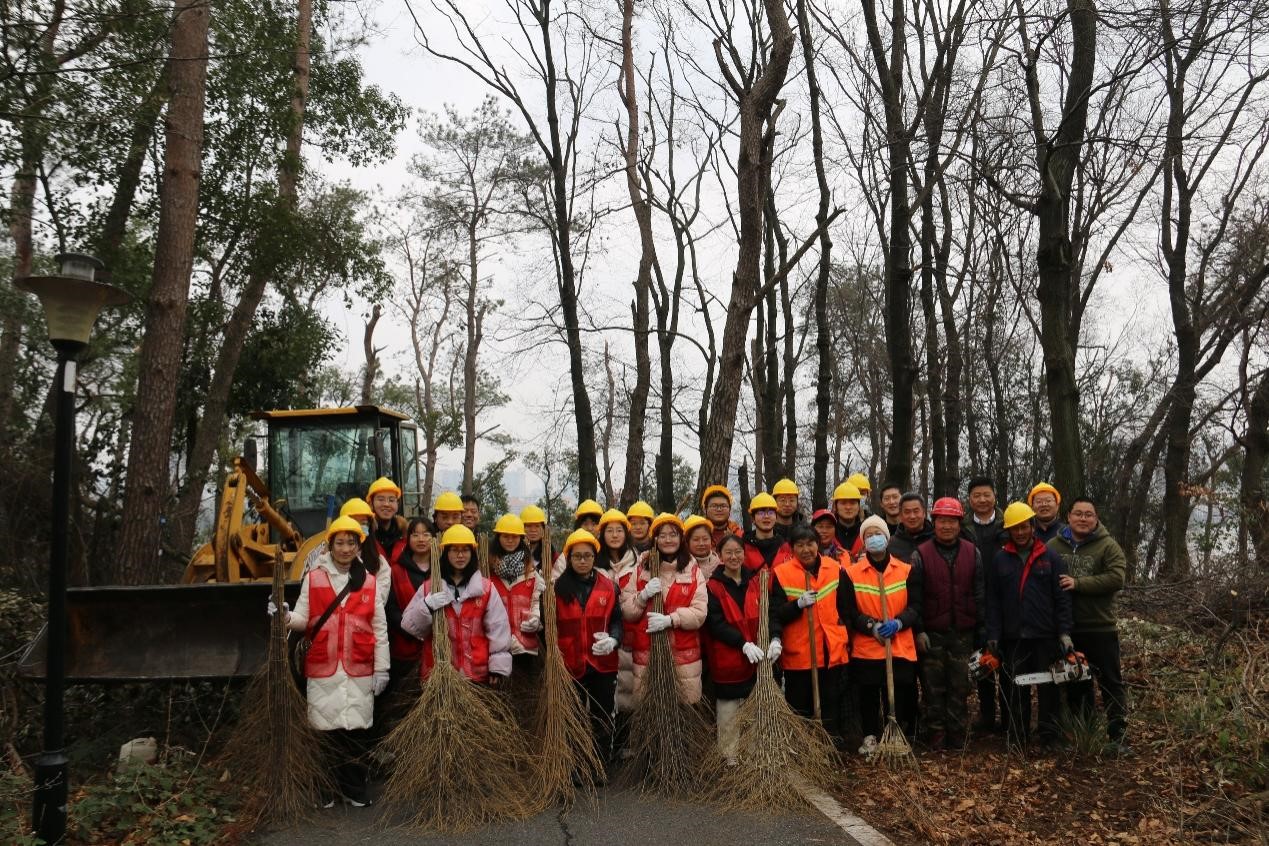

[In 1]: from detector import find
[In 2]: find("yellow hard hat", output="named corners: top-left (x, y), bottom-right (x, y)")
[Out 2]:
top-left (519, 504), bottom-right (547, 525)
top-left (699, 484), bottom-right (733, 509)
top-left (326, 515), bottom-right (367, 544)
top-left (1002, 501), bottom-right (1037, 529)
top-left (563, 528), bottom-right (600, 556)
top-left (434, 491), bottom-right (464, 512)
top-left (772, 478), bottom-right (799, 496)
top-left (493, 513), bottom-right (525, 536)
top-left (574, 499), bottom-right (604, 520)
top-left (832, 481), bottom-right (862, 502)
top-left (749, 492), bottom-right (778, 513)
top-left (598, 508), bottom-right (631, 530)
top-left (682, 514), bottom-right (712, 537)
top-left (367, 476), bottom-right (402, 500)
top-left (626, 500), bottom-right (655, 520)
top-left (440, 524), bottom-right (478, 548)
top-left (649, 512), bottom-right (684, 536)
top-left (1028, 482), bottom-right (1061, 507)
top-left (339, 497), bottom-right (374, 520)
top-left (847, 473), bottom-right (871, 493)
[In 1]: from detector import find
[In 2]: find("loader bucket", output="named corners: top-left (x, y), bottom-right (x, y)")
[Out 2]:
top-left (18, 582), bottom-right (301, 683)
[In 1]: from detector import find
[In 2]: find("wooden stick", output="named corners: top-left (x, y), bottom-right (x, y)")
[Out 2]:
top-left (805, 569), bottom-right (821, 722)
top-left (877, 570), bottom-right (897, 728)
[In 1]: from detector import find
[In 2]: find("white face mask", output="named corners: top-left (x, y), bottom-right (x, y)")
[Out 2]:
top-left (359, 522), bottom-right (370, 535)
top-left (864, 534), bottom-right (888, 553)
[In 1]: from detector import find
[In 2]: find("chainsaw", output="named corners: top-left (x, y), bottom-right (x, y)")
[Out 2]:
top-left (968, 648), bottom-right (1001, 683)
top-left (1013, 651), bottom-right (1092, 686)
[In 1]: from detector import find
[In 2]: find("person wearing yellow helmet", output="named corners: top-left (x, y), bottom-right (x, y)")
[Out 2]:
top-left (432, 491), bottom-right (465, 532)
top-left (847, 472), bottom-right (872, 500)
top-left (682, 514), bottom-right (720, 579)
top-left (619, 512), bottom-right (708, 705)
top-left (269, 515), bottom-right (388, 808)
top-left (770, 478), bottom-right (804, 537)
top-left (742, 493), bottom-right (793, 571)
top-left (461, 494), bottom-right (482, 532)
top-left (573, 499), bottom-right (604, 534)
top-left (985, 502), bottom-right (1074, 748)
top-left (519, 504), bottom-right (549, 564)
top-left (625, 500), bottom-right (655, 553)
top-left (366, 477), bottom-right (408, 565)
top-left (1027, 482), bottom-right (1064, 542)
top-left (400, 524), bottom-right (514, 688)
top-left (589, 510), bottom-right (638, 717)
top-left (487, 514), bottom-right (545, 661)
top-left (700, 485), bottom-right (742, 547)
top-left (831, 481), bottom-right (865, 557)
top-left (385, 517), bottom-right (436, 679)
top-left (705, 532), bottom-right (768, 764)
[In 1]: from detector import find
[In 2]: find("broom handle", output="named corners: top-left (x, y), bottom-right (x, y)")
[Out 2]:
top-left (878, 569), bottom-right (896, 717)
top-left (805, 569), bottom-right (821, 722)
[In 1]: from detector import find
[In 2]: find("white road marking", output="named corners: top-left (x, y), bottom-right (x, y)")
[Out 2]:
top-left (792, 776), bottom-right (896, 846)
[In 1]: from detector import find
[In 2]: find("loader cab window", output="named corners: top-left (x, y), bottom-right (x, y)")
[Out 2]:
top-left (268, 418), bottom-right (378, 539)
top-left (399, 423), bottom-right (420, 515)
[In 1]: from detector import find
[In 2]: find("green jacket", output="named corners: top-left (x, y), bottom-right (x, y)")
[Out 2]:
top-left (1046, 523), bottom-right (1126, 633)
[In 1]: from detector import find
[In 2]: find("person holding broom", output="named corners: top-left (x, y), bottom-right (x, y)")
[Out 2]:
top-left (705, 533), bottom-right (767, 764)
top-left (487, 513), bottom-right (545, 667)
top-left (399, 524), bottom-right (514, 687)
top-left (620, 513), bottom-right (708, 704)
top-left (843, 516), bottom-right (923, 757)
top-left (270, 516), bottom-right (389, 807)
top-left (520, 504), bottom-right (550, 567)
top-left (769, 525), bottom-right (851, 738)
top-left (684, 514), bottom-right (721, 579)
top-left (553, 528), bottom-right (625, 771)
top-left (626, 500), bottom-right (655, 553)
top-left (383, 516), bottom-right (436, 696)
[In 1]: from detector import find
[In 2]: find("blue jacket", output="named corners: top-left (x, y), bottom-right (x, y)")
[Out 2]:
top-left (986, 538), bottom-right (1072, 642)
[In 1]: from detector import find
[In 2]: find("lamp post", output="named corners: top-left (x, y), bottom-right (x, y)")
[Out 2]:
top-left (16, 253), bottom-right (129, 845)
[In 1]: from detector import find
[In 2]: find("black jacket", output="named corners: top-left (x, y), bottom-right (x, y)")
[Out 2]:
top-left (889, 521), bottom-right (934, 564)
top-left (985, 539), bottom-right (1072, 642)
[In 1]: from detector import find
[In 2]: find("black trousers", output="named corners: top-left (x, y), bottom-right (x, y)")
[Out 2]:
top-left (1001, 638), bottom-right (1062, 743)
top-left (783, 665), bottom-right (847, 738)
top-left (1068, 631), bottom-right (1127, 740)
top-left (853, 658), bottom-right (917, 738)
top-left (575, 668), bottom-right (618, 765)
top-left (322, 728), bottom-right (370, 802)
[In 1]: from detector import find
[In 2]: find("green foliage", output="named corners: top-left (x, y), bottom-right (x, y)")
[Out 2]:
top-left (229, 303), bottom-right (335, 413)
top-left (641, 453), bottom-right (697, 513)
top-left (472, 455), bottom-right (515, 533)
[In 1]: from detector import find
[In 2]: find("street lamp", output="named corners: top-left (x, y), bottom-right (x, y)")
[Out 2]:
top-left (16, 253), bottom-right (129, 845)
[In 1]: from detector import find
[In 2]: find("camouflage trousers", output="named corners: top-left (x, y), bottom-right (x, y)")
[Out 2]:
top-left (920, 629), bottom-right (973, 737)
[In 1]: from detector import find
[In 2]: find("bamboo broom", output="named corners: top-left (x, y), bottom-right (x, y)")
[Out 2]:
top-left (874, 569), bottom-right (916, 768)
top-left (620, 549), bottom-right (716, 795)
top-left (530, 541), bottom-right (604, 806)
top-left (705, 569), bottom-right (840, 812)
top-left (378, 552), bottom-right (542, 831)
top-left (221, 553), bottom-right (332, 824)
top-left (804, 570), bottom-right (822, 722)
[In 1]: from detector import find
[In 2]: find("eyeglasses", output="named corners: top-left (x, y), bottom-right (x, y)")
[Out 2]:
top-left (1069, 510), bottom-right (1097, 519)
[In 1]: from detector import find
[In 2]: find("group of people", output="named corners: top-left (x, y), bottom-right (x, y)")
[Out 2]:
top-left (268, 472), bottom-right (1129, 807)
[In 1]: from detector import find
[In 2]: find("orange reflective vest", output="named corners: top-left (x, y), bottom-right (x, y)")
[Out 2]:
top-left (845, 556), bottom-right (917, 661)
top-left (771, 557), bottom-right (850, 671)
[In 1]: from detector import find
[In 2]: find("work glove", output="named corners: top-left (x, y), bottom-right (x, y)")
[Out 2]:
top-left (520, 615), bottom-right (542, 633)
top-left (266, 599), bottom-right (289, 618)
top-left (797, 591), bottom-right (817, 609)
top-left (766, 638), bottom-right (783, 662)
top-left (424, 587), bottom-right (454, 611)
top-left (1059, 634), bottom-right (1075, 656)
top-left (638, 577), bottom-right (663, 604)
top-left (877, 620), bottom-right (901, 639)
top-left (645, 612), bottom-right (672, 633)
top-left (371, 670), bottom-right (389, 696)
top-left (742, 642), bottom-right (765, 664)
top-left (916, 632), bottom-right (931, 654)
top-left (534, 574), bottom-right (546, 594)
top-left (591, 633), bottom-right (618, 656)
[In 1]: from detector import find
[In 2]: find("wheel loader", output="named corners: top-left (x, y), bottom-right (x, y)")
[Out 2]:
top-left (19, 405), bottom-right (422, 682)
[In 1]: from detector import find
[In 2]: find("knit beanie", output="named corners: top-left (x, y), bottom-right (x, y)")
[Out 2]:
top-left (859, 514), bottom-right (891, 541)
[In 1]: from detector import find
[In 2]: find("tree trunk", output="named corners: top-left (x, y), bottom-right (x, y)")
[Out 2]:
top-left (695, 0), bottom-right (795, 491)
top-left (115, 0), bottom-right (212, 584)
top-left (1242, 367), bottom-right (1269, 573)
top-left (166, 0), bottom-right (310, 559)
top-left (462, 217), bottom-right (483, 495)
top-left (361, 303), bottom-right (381, 404)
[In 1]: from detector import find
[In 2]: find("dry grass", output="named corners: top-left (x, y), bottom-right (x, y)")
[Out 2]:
top-left (377, 569), bottom-right (542, 832)
top-left (705, 569), bottom-right (841, 812)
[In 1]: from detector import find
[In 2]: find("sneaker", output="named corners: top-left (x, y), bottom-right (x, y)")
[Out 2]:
top-left (318, 796), bottom-right (336, 809)
top-left (343, 795), bottom-right (373, 808)
top-left (858, 735), bottom-right (878, 756)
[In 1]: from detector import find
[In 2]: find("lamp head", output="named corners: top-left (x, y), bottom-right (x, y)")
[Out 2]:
top-left (15, 253), bottom-right (129, 352)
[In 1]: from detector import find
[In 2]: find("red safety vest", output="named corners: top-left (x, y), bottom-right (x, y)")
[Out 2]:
top-left (420, 579), bottom-right (493, 683)
top-left (556, 572), bottom-right (619, 679)
top-left (491, 572), bottom-right (539, 653)
top-left (304, 567), bottom-right (377, 679)
top-left (742, 538), bottom-right (792, 572)
top-left (628, 566), bottom-right (701, 667)
top-left (702, 576), bottom-right (762, 684)
top-left (388, 561), bottom-right (424, 661)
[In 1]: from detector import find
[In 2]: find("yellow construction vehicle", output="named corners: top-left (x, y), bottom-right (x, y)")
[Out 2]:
top-left (20, 405), bottom-right (422, 682)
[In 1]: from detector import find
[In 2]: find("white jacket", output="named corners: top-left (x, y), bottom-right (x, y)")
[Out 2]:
top-left (288, 554), bottom-right (389, 730)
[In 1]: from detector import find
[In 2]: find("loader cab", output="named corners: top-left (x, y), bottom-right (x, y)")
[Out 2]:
top-left (254, 405), bottom-right (421, 540)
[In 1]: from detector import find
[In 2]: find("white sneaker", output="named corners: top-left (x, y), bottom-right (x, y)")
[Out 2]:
top-left (343, 796), bottom-right (372, 808)
top-left (858, 735), bottom-right (878, 756)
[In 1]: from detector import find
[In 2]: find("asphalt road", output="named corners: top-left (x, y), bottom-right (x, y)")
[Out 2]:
top-left (252, 787), bottom-right (868, 846)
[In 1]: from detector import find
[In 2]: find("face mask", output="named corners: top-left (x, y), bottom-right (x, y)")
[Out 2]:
top-left (359, 522), bottom-right (370, 535)
top-left (864, 534), bottom-right (888, 553)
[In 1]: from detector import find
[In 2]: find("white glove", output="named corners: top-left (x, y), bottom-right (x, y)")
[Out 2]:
top-left (508, 637), bottom-right (527, 656)
top-left (797, 591), bottom-right (817, 608)
top-left (520, 615), bottom-right (542, 633)
top-left (591, 632), bottom-right (618, 656)
top-left (645, 612), bottom-right (672, 633)
top-left (424, 587), bottom-right (454, 610)
top-left (741, 642), bottom-right (764, 664)
top-left (534, 574), bottom-right (546, 594)
top-left (638, 577), bottom-right (663, 604)
top-left (371, 670), bottom-right (389, 696)
top-left (266, 599), bottom-right (289, 617)
top-left (766, 638), bottom-right (783, 662)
